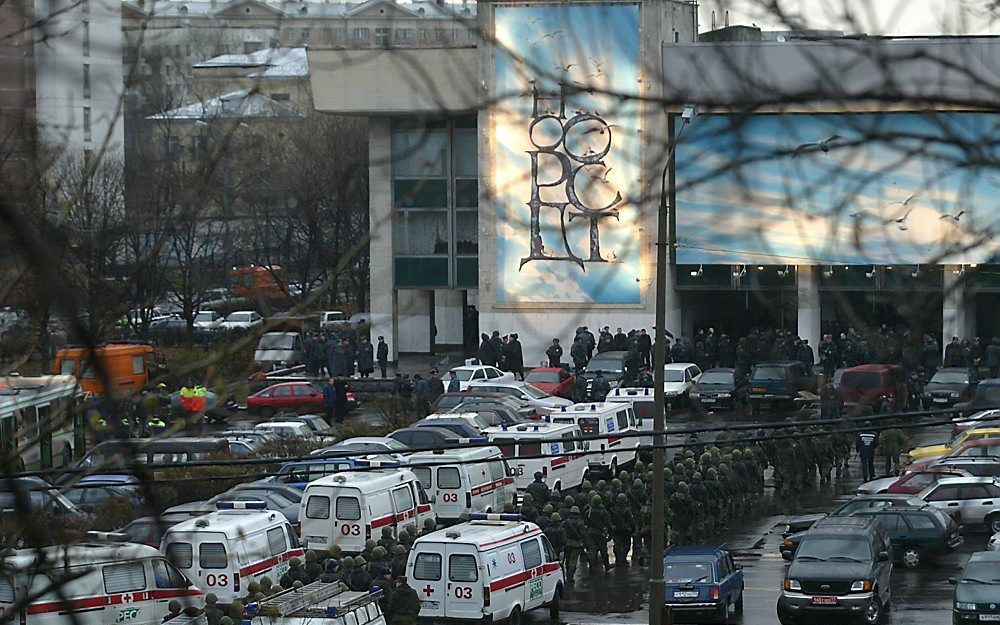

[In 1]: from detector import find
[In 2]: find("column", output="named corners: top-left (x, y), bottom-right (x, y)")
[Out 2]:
top-left (665, 264), bottom-right (683, 340)
top-left (797, 265), bottom-right (821, 362)
top-left (943, 264), bottom-right (973, 345)
top-left (368, 118), bottom-right (398, 360)
top-left (398, 290), bottom-right (432, 353)
top-left (434, 289), bottom-right (465, 348)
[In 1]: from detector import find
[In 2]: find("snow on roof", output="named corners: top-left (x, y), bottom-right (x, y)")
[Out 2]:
top-left (124, 0), bottom-right (477, 19)
top-left (193, 47), bottom-right (308, 78)
top-left (148, 89), bottom-right (305, 120)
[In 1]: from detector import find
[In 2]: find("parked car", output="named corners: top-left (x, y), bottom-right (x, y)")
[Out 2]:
top-left (579, 351), bottom-right (629, 399)
top-left (435, 392), bottom-right (535, 421)
top-left (310, 437), bottom-right (409, 461)
top-left (748, 361), bottom-right (816, 415)
top-left (907, 427), bottom-right (1000, 464)
top-left (447, 364), bottom-right (514, 391)
top-left (951, 551), bottom-right (1000, 622)
top-left (466, 379), bottom-right (573, 414)
top-left (663, 363), bottom-right (702, 410)
top-left (254, 331), bottom-right (305, 370)
top-left (192, 310), bottom-right (223, 331)
top-left (450, 397), bottom-right (534, 423)
top-left (952, 408), bottom-right (1000, 437)
top-left (953, 379), bottom-right (1000, 420)
top-left (524, 367), bottom-right (575, 399)
top-left (690, 367), bottom-right (746, 410)
top-left (783, 494), bottom-right (927, 539)
top-left (254, 421), bottom-right (313, 438)
top-left (219, 310), bottom-right (264, 331)
top-left (838, 364), bottom-right (909, 414)
top-left (777, 516), bottom-right (892, 625)
top-left (62, 477), bottom-right (144, 512)
top-left (247, 381), bottom-right (325, 417)
top-left (423, 411), bottom-right (496, 433)
top-left (268, 412), bottom-right (334, 435)
top-left (388, 426), bottom-right (458, 449)
top-left (931, 457), bottom-right (1000, 477)
top-left (662, 545), bottom-right (744, 624)
top-left (908, 440), bottom-right (1000, 474)
top-left (857, 466), bottom-right (971, 496)
top-left (413, 417), bottom-right (484, 439)
top-left (923, 367), bottom-right (978, 408)
top-left (117, 512), bottom-right (195, 547)
top-left (918, 476), bottom-right (1000, 532)
top-left (853, 505), bottom-right (963, 568)
top-left (205, 486), bottom-right (301, 523)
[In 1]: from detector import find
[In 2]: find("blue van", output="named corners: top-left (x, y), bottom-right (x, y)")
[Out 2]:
top-left (266, 456), bottom-right (399, 490)
top-left (663, 545), bottom-right (744, 624)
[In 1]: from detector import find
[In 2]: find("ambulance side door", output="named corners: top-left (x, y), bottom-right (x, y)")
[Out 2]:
top-left (149, 558), bottom-right (197, 623)
top-left (519, 537), bottom-right (545, 611)
top-left (490, 543), bottom-right (526, 616)
top-left (409, 549), bottom-right (445, 618)
top-left (102, 560), bottom-right (151, 625)
top-left (444, 545), bottom-right (482, 620)
top-left (391, 484), bottom-right (417, 527)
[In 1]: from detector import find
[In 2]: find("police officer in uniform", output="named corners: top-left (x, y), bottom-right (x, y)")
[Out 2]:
top-left (856, 422), bottom-right (880, 482)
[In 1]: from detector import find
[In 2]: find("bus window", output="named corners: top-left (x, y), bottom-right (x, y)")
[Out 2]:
top-left (578, 417), bottom-right (599, 434)
top-left (59, 360), bottom-right (77, 375)
top-left (132, 356), bottom-right (145, 375)
top-left (519, 442), bottom-right (541, 457)
top-left (616, 410), bottom-right (628, 430)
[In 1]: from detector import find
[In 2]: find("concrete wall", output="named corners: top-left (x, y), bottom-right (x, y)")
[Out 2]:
top-left (398, 289), bottom-right (431, 353)
top-left (434, 289), bottom-right (464, 347)
top-left (368, 118), bottom-right (398, 359)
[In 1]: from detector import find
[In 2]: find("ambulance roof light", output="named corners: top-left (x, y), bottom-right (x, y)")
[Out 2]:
top-left (84, 531), bottom-right (128, 542)
top-left (333, 474), bottom-right (347, 482)
top-left (560, 406), bottom-right (566, 412)
top-left (446, 530), bottom-right (461, 538)
top-left (470, 513), bottom-right (522, 522)
top-left (325, 607), bottom-right (338, 617)
top-left (216, 501), bottom-right (267, 510)
top-left (591, 404), bottom-right (596, 410)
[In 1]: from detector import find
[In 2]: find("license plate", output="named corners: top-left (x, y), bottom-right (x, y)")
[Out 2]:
top-left (934, 398), bottom-right (948, 403)
top-left (701, 398), bottom-right (715, 403)
top-left (674, 591), bottom-right (699, 598)
top-left (421, 601), bottom-right (439, 609)
top-left (811, 597), bottom-right (838, 605)
top-left (980, 615), bottom-right (1000, 621)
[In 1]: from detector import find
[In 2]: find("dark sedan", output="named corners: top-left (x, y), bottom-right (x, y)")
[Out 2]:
top-left (690, 368), bottom-right (747, 410)
top-left (924, 367), bottom-right (977, 408)
top-left (388, 426), bottom-right (459, 449)
top-left (952, 551), bottom-right (1000, 624)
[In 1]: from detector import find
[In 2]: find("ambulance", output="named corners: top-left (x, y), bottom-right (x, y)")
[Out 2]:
top-left (605, 387), bottom-right (655, 447)
top-left (550, 402), bottom-right (640, 475)
top-left (406, 446), bottom-right (515, 523)
top-left (407, 514), bottom-right (563, 624)
top-left (0, 535), bottom-right (202, 625)
top-left (160, 502), bottom-right (303, 602)
top-left (483, 422), bottom-right (589, 493)
top-left (299, 469), bottom-right (434, 554)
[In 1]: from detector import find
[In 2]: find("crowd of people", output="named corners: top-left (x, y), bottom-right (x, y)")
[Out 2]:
top-left (303, 333), bottom-right (385, 378)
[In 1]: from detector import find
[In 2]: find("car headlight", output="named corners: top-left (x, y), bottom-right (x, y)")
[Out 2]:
top-left (690, 392), bottom-right (700, 398)
top-left (850, 580), bottom-right (872, 592)
top-left (923, 392), bottom-right (932, 397)
top-left (955, 602), bottom-right (976, 611)
top-left (718, 392), bottom-right (730, 396)
top-left (950, 392), bottom-right (960, 398)
top-left (784, 579), bottom-right (801, 591)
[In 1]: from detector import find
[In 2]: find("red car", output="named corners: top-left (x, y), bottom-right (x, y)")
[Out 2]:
top-left (247, 381), bottom-right (325, 417)
top-left (524, 367), bottom-right (575, 399)
top-left (838, 364), bottom-right (908, 413)
top-left (907, 438), bottom-right (1000, 473)
top-left (885, 467), bottom-right (968, 494)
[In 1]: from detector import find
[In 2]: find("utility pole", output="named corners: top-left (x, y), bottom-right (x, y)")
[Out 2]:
top-left (650, 104), bottom-right (696, 625)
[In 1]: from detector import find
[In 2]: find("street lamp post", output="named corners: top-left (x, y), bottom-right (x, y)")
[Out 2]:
top-left (650, 104), bottom-right (696, 625)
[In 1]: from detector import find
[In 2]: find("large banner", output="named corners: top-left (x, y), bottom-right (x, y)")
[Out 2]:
top-left (493, 3), bottom-right (641, 304)
top-left (675, 112), bottom-right (1000, 265)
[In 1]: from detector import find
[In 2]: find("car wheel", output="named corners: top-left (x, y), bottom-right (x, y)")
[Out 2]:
top-left (901, 546), bottom-right (921, 569)
top-left (508, 605), bottom-right (522, 625)
top-left (988, 513), bottom-right (1000, 534)
top-left (775, 598), bottom-right (795, 625)
top-left (735, 592), bottom-right (744, 614)
top-left (718, 601), bottom-right (731, 624)
top-left (864, 595), bottom-right (883, 625)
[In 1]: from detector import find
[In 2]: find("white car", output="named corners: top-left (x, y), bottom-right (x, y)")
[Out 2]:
top-left (219, 310), bottom-right (264, 330)
top-left (466, 379), bottom-right (572, 414)
top-left (310, 436), bottom-right (409, 461)
top-left (663, 362), bottom-right (701, 407)
top-left (192, 310), bottom-right (223, 330)
top-left (918, 476), bottom-right (1000, 532)
top-left (448, 364), bottom-right (513, 391)
top-left (952, 409), bottom-right (1000, 434)
top-left (254, 421), bottom-right (313, 439)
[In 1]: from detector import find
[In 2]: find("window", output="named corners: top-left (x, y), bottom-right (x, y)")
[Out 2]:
top-left (131, 355), bottom-right (144, 375)
top-left (199, 543), bottom-right (228, 569)
top-left (273, 385), bottom-right (293, 397)
top-left (467, 29), bottom-right (476, 40)
top-left (438, 467), bottom-right (461, 489)
top-left (416, 482), bottom-right (431, 505)
top-left (540, 536), bottom-right (557, 562)
top-left (486, 368), bottom-right (501, 379)
top-left (0, 578), bottom-right (13, 603)
top-left (165, 542), bottom-right (193, 569)
top-left (414, 553), bottom-right (441, 580)
top-left (926, 485), bottom-right (960, 502)
top-left (412, 467), bottom-right (432, 489)
top-left (286, 29), bottom-right (296, 39)
top-left (103, 562), bottom-right (146, 594)
top-left (82, 21), bottom-right (90, 56)
top-left (396, 28), bottom-right (413, 41)
top-left (375, 27), bottom-right (390, 46)
top-left (392, 486), bottom-right (415, 511)
top-left (451, 28), bottom-right (460, 40)
top-left (302, 27), bottom-right (310, 39)
top-left (449, 554), bottom-right (478, 581)
top-left (83, 107), bottom-right (92, 142)
top-left (562, 434), bottom-right (575, 452)
top-left (907, 513), bottom-right (938, 531)
top-left (267, 526), bottom-right (287, 556)
top-left (875, 513), bottom-right (904, 532)
top-left (152, 559), bottom-right (189, 589)
top-left (959, 485), bottom-right (991, 499)
top-left (82, 64), bottom-right (91, 99)
top-left (59, 359), bottom-right (76, 375)
top-left (616, 410), bottom-right (628, 430)
top-left (353, 27), bottom-right (369, 40)
top-left (418, 29), bottom-right (428, 41)
top-left (520, 539), bottom-right (542, 569)
top-left (271, 93), bottom-right (290, 101)
top-left (336, 496), bottom-right (361, 520)
top-left (334, 28), bottom-right (346, 40)
top-left (519, 442), bottom-right (541, 457)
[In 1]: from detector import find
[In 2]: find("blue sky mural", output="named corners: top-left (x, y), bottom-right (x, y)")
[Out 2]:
top-left (493, 4), bottom-right (641, 304)
top-left (675, 112), bottom-right (1000, 265)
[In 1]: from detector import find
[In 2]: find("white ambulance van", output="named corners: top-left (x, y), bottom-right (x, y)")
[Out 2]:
top-left (605, 387), bottom-right (655, 447)
top-left (407, 514), bottom-right (563, 624)
top-left (550, 402), bottom-right (640, 475)
top-left (483, 422), bottom-right (589, 493)
top-left (160, 502), bottom-right (303, 602)
top-left (0, 536), bottom-right (202, 625)
top-left (300, 469), bottom-right (434, 554)
top-left (406, 446), bottom-right (515, 523)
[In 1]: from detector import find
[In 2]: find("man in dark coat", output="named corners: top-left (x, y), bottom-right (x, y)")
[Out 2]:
top-left (323, 378), bottom-right (337, 423)
top-left (546, 339), bottom-right (563, 367)
top-left (613, 327), bottom-right (629, 351)
top-left (427, 369), bottom-right (445, 400)
top-left (377, 336), bottom-right (389, 378)
top-left (570, 336), bottom-right (588, 373)
top-left (507, 334), bottom-right (524, 380)
top-left (478, 333), bottom-right (494, 366)
top-left (490, 331), bottom-right (504, 367)
top-left (987, 337), bottom-right (1000, 378)
top-left (356, 337), bottom-right (375, 378)
top-left (385, 577), bottom-right (420, 625)
top-left (636, 329), bottom-right (652, 367)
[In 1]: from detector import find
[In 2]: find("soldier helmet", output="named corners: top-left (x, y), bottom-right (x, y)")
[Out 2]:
top-left (732, 449), bottom-right (743, 459)
top-left (663, 467), bottom-right (673, 478)
top-left (382, 526), bottom-right (393, 538)
top-left (709, 446), bottom-right (721, 455)
top-left (564, 495), bottom-right (575, 506)
top-left (722, 454), bottom-right (733, 463)
top-left (424, 517), bottom-right (436, 529)
top-left (521, 493), bottom-right (533, 503)
top-left (590, 494), bottom-right (603, 506)
top-left (247, 582), bottom-right (261, 594)
top-left (611, 478), bottom-right (622, 489)
top-left (596, 479), bottom-right (608, 491)
top-left (260, 577), bottom-right (273, 589)
top-left (365, 539), bottom-right (377, 550)
top-left (635, 461), bottom-right (646, 473)
top-left (330, 545), bottom-right (343, 558)
top-left (205, 593), bottom-right (218, 605)
top-left (684, 449), bottom-right (695, 459)
top-left (372, 546), bottom-right (386, 559)
top-left (581, 480), bottom-right (592, 491)
top-left (305, 550), bottom-right (317, 562)
top-left (676, 481), bottom-right (689, 493)
top-left (542, 504), bottom-right (554, 514)
top-left (354, 556), bottom-right (367, 567)
top-left (342, 556), bottom-right (355, 568)
top-left (699, 452), bottom-right (711, 465)
top-left (647, 470), bottom-right (654, 482)
top-left (633, 478), bottom-right (643, 488)
top-left (220, 617), bottom-right (233, 625)
top-left (718, 463), bottom-right (729, 473)
top-left (743, 447), bottom-right (754, 457)
top-left (393, 544), bottom-right (407, 556)
top-left (289, 557), bottom-right (302, 568)
top-left (674, 463), bottom-right (686, 474)
top-left (692, 471), bottom-right (703, 481)
top-left (570, 506), bottom-right (581, 515)
top-left (398, 530), bottom-right (410, 541)
top-left (618, 470), bottom-right (630, 482)
top-left (616, 493), bottom-right (628, 503)
top-left (326, 559), bottom-right (340, 572)
top-left (534, 471), bottom-right (544, 480)
top-left (459, 512), bottom-right (471, 522)
top-left (168, 600), bottom-right (182, 614)
top-left (706, 467), bottom-right (718, 479)
top-left (503, 501), bottom-right (514, 512)
top-left (683, 458), bottom-right (696, 469)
